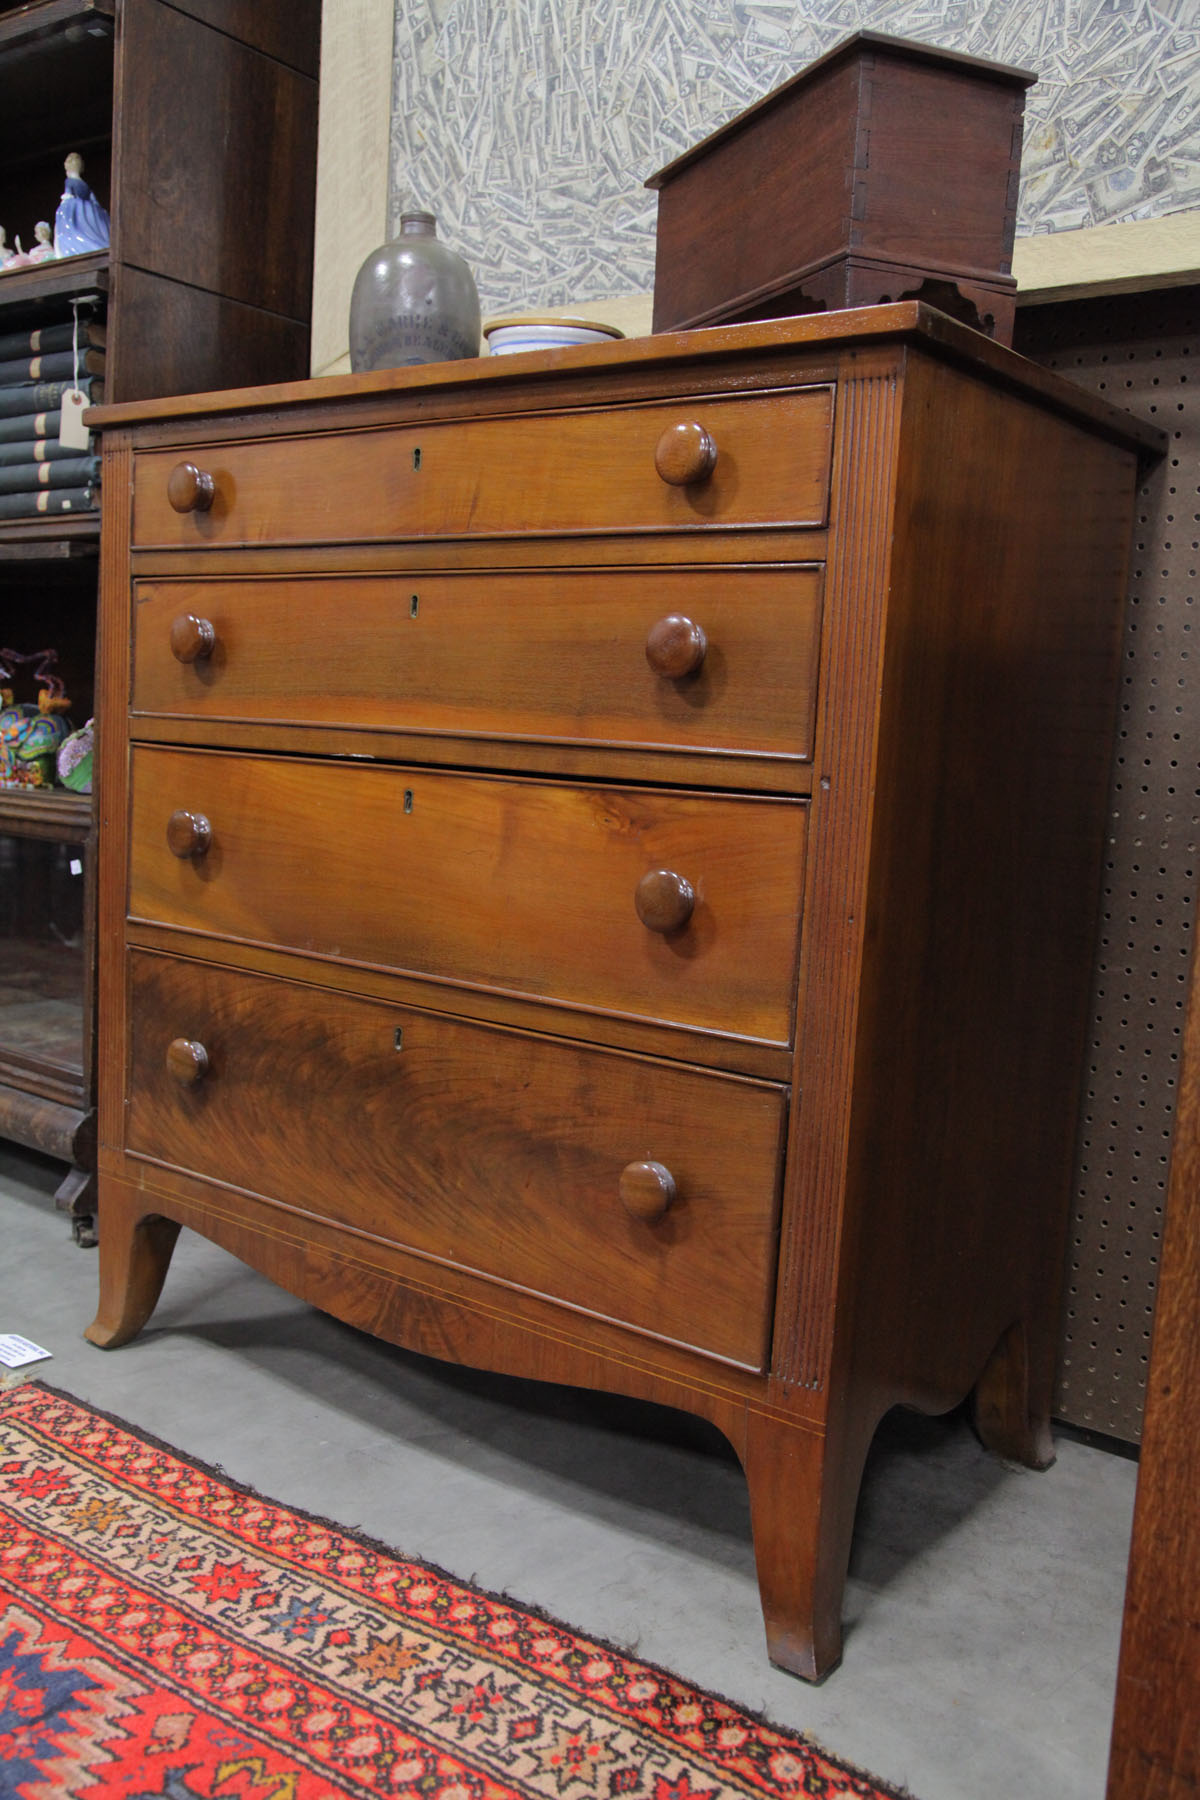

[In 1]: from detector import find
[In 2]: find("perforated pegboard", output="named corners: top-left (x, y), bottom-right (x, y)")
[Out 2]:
top-left (1014, 284), bottom-right (1199, 1443)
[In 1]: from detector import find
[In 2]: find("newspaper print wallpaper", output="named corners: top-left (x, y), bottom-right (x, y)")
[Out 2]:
top-left (389, 0), bottom-right (1200, 318)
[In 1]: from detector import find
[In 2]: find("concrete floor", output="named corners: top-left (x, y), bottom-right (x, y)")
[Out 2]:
top-left (0, 1140), bottom-right (1137, 1800)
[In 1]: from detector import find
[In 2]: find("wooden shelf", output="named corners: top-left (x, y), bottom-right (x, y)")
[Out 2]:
top-left (0, 249), bottom-right (108, 320)
top-left (0, 0), bottom-right (114, 55)
top-left (0, 515), bottom-right (100, 559)
top-left (0, 262), bottom-right (107, 565)
top-left (0, 786), bottom-right (92, 840)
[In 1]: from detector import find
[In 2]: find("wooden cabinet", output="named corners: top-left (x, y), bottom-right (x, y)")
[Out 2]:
top-left (89, 306), bottom-right (1158, 1677)
top-left (1107, 887), bottom-right (1200, 1795)
top-left (0, 0), bottom-right (318, 1237)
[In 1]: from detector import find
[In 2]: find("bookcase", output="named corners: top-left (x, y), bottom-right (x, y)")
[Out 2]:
top-left (0, 0), bottom-right (320, 1240)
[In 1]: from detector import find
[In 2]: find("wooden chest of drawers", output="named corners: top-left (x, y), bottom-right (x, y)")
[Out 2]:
top-left (89, 307), bottom-right (1157, 1679)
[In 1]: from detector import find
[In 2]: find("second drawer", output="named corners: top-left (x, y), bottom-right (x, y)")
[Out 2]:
top-left (132, 565), bottom-right (824, 763)
top-left (128, 746), bottom-right (808, 1044)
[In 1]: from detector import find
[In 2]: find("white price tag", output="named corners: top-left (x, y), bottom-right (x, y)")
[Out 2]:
top-left (69, 859), bottom-right (83, 876)
top-left (58, 387), bottom-right (91, 451)
top-left (0, 1334), bottom-right (52, 1369)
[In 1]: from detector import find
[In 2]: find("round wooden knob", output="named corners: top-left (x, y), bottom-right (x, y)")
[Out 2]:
top-left (166, 809), bottom-right (212, 858)
top-left (166, 1038), bottom-right (209, 1086)
top-left (654, 421), bottom-right (717, 487)
top-left (169, 613), bottom-right (216, 663)
top-left (635, 868), bottom-right (695, 933)
top-left (166, 461), bottom-right (216, 513)
top-left (619, 1159), bottom-right (677, 1223)
top-left (645, 614), bottom-right (708, 678)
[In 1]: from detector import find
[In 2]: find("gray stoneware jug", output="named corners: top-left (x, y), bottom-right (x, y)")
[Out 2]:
top-left (348, 211), bottom-right (481, 371)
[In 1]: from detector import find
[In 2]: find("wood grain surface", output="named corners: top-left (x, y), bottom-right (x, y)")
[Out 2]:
top-left (92, 315), bottom-right (1154, 1682)
top-left (1107, 910), bottom-right (1200, 1798)
top-left (128, 388), bottom-right (834, 547)
top-left (125, 950), bottom-right (787, 1368)
top-left (126, 744), bottom-right (808, 1043)
top-left (131, 566), bottom-right (823, 760)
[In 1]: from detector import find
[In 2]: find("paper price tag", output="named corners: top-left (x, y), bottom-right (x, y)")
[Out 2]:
top-left (0, 1334), bottom-right (52, 1369)
top-left (58, 387), bottom-right (91, 450)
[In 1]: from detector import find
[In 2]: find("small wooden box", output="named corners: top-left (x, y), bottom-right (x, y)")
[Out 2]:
top-left (646, 31), bottom-right (1035, 344)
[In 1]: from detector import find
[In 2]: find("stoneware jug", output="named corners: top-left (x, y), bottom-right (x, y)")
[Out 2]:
top-left (349, 212), bottom-right (481, 371)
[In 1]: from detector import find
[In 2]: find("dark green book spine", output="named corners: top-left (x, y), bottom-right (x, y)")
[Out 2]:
top-left (0, 379), bottom-right (102, 419)
top-left (0, 485), bottom-right (97, 519)
top-left (0, 412), bottom-right (61, 445)
top-left (0, 437), bottom-right (91, 467)
top-left (0, 349), bottom-right (105, 385)
top-left (0, 319), bottom-right (105, 361)
top-left (0, 456), bottom-right (100, 495)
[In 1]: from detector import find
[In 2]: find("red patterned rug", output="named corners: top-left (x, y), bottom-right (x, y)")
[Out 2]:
top-left (0, 1383), bottom-right (910, 1799)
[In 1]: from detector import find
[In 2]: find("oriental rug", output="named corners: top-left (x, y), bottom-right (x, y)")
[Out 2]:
top-left (0, 1382), bottom-right (910, 1800)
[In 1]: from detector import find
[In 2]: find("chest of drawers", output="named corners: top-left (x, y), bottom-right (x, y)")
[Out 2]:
top-left (88, 307), bottom-right (1157, 1679)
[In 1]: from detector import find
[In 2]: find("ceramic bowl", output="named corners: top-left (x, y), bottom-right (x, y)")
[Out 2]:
top-left (483, 315), bottom-right (625, 355)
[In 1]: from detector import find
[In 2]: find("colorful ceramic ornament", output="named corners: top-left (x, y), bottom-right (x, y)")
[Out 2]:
top-left (57, 716), bottom-right (93, 792)
top-left (0, 648), bottom-right (74, 788)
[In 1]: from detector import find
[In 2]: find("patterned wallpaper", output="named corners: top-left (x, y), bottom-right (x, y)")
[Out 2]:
top-left (389, 0), bottom-right (1200, 317)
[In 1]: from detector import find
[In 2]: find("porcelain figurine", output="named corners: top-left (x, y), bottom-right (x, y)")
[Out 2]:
top-left (0, 229), bottom-right (32, 270)
top-left (54, 153), bottom-right (110, 257)
top-left (27, 222), bottom-right (56, 263)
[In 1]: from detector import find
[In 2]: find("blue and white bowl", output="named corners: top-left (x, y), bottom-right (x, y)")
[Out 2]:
top-left (483, 315), bottom-right (625, 355)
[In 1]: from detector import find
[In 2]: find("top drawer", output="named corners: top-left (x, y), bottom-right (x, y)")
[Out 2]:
top-left (130, 387), bottom-right (835, 548)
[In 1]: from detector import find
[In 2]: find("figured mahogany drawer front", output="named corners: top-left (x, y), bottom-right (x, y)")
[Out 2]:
top-left (127, 951), bottom-right (786, 1368)
top-left (132, 567), bottom-right (824, 761)
top-left (130, 388), bottom-right (834, 547)
top-left (129, 745), bottom-right (807, 1044)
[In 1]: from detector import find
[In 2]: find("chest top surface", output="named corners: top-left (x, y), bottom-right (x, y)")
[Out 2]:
top-left (88, 301), bottom-right (1162, 463)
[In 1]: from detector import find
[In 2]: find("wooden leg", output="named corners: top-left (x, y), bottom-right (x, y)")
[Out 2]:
top-left (54, 1164), bottom-right (98, 1245)
top-left (737, 1408), bottom-right (867, 1682)
top-left (972, 1317), bottom-right (1055, 1470)
top-left (85, 1186), bottom-right (181, 1349)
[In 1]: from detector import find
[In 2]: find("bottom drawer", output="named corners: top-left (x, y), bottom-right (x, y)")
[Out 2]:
top-left (125, 952), bottom-right (788, 1369)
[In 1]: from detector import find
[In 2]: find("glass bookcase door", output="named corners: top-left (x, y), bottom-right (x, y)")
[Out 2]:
top-left (0, 832), bottom-right (87, 1110)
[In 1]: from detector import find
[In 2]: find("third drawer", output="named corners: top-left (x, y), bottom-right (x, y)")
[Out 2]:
top-left (128, 744), bottom-right (808, 1045)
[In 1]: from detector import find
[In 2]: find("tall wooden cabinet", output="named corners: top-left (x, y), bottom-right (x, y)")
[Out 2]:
top-left (0, 0), bottom-right (319, 1239)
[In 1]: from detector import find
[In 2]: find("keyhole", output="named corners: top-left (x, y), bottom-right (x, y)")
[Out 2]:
top-left (404, 790), bottom-right (414, 813)
top-left (412, 447), bottom-right (422, 470)
top-left (394, 1028), bottom-right (404, 1051)
top-left (410, 594), bottom-right (419, 618)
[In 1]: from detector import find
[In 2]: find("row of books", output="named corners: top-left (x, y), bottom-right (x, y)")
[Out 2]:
top-left (0, 316), bottom-right (105, 520)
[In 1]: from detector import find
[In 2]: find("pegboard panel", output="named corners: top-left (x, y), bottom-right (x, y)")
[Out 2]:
top-left (1014, 285), bottom-right (1199, 1443)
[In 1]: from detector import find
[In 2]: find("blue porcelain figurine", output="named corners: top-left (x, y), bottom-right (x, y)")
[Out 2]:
top-left (54, 153), bottom-right (110, 257)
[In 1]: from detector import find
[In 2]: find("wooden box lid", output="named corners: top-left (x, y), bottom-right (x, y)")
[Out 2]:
top-left (645, 31), bottom-right (1036, 333)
